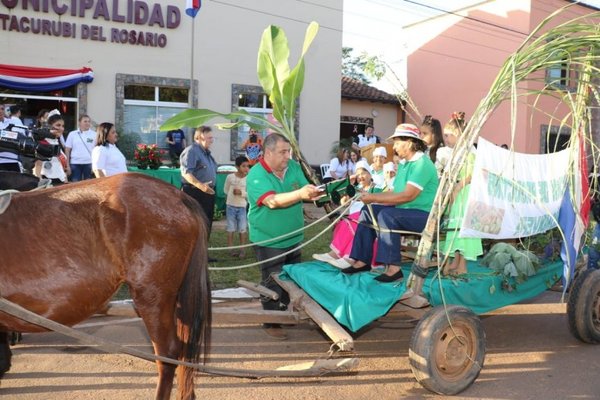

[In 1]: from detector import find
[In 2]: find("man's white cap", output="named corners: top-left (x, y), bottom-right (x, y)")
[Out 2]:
top-left (372, 146), bottom-right (387, 158)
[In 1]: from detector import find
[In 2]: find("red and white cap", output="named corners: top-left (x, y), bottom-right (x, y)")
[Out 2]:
top-left (387, 123), bottom-right (423, 142)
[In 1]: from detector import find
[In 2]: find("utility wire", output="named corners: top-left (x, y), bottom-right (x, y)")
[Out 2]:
top-left (210, 0), bottom-right (341, 31)
top-left (399, 0), bottom-right (530, 36)
top-left (416, 47), bottom-right (502, 69)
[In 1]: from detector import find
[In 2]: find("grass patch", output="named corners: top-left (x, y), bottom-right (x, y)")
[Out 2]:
top-left (111, 219), bottom-right (333, 300)
top-left (209, 221), bottom-right (332, 289)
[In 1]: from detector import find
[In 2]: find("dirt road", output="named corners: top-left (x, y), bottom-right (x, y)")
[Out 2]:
top-left (2, 290), bottom-right (600, 400)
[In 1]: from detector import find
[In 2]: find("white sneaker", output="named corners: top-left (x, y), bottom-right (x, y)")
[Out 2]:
top-left (327, 257), bottom-right (352, 269)
top-left (312, 253), bottom-right (336, 263)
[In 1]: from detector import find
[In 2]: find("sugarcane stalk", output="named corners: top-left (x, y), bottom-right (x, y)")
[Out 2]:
top-left (407, 9), bottom-right (600, 295)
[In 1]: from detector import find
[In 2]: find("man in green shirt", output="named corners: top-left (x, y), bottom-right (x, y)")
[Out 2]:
top-left (247, 133), bottom-right (322, 340)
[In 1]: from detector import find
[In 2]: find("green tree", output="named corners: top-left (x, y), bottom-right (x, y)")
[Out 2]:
top-left (342, 47), bottom-right (386, 84)
top-left (342, 46), bottom-right (371, 84)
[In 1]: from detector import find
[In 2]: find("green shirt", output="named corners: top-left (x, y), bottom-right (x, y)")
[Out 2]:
top-left (393, 152), bottom-right (439, 212)
top-left (247, 158), bottom-right (309, 248)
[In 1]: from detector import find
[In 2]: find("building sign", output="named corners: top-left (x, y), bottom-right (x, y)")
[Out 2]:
top-left (459, 137), bottom-right (570, 239)
top-left (0, 0), bottom-right (183, 48)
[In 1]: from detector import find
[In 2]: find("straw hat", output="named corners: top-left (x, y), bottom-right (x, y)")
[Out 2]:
top-left (387, 123), bottom-right (423, 142)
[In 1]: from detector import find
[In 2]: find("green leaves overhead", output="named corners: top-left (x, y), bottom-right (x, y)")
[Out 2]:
top-left (160, 21), bottom-right (321, 185)
top-left (160, 109), bottom-right (272, 132)
top-left (257, 25), bottom-right (291, 93)
top-left (256, 21), bottom-right (319, 137)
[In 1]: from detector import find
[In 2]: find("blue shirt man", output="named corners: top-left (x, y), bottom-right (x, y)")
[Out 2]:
top-left (180, 125), bottom-right (217, 235)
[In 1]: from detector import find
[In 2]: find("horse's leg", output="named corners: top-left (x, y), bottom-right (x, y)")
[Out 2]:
top-left (9, 332), bottom-right (22, 346)
top-left (0, 332), bottom-right (12, 379)
top-left (129, 290), bottom-right (181, 400)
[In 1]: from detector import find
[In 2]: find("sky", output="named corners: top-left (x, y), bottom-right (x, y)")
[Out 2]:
top-left (342, 0), bottom-right (600, 92)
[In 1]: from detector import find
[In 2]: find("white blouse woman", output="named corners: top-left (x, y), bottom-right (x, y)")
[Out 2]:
top-left (323, 147), bottom-right (350, 182)
top-left (92, 122), bottom-right (127, 178)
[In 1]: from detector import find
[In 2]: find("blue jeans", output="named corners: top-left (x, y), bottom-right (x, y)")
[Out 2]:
top-left (349, 204), bottom-right (429, 267)
top-left (70, 163), bottom-right (93, 182)
top-left (589, 223), bottom-right (600, 270)
top-left (226, 205), bottom-right (247, 233)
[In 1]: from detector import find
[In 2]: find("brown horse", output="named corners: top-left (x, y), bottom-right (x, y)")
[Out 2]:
top-left (0, 173), bottom-right (211, 400)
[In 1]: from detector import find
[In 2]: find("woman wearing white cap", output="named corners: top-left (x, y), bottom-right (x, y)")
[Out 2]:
top-left (313, 160), bottom-right (382, 268)
top-left (342, 123), bottom-right (439, 282)
top-left (382, 161), bottom-right (396, 192)
top-left (370, 146), bottom-right (387, 187)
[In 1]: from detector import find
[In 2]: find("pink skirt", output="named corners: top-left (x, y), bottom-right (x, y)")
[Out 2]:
top-left (330, 212), bottom-right (378, 264)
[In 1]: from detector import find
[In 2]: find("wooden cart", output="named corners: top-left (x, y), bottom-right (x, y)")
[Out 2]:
top-left (211, 262), bottom-right (600, 396)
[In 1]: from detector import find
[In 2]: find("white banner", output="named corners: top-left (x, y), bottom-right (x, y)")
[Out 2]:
top-left (460, 137), bottom-right (570, 239)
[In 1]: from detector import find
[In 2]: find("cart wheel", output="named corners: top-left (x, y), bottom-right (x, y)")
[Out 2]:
top-left (567, 268), bottom-right (600, 343)
top-left (409, 305), bottom-right (485, 395)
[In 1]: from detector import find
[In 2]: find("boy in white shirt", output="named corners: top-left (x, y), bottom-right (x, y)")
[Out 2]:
top-left (224, 156), bottom-right (250, 258)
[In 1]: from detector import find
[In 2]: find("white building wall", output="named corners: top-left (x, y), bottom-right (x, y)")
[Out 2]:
top-left (0, 0), bottom-right (342, 164)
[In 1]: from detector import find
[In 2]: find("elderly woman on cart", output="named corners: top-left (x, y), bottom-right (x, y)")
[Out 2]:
top-left (341, 123), bottom-right (439, 282)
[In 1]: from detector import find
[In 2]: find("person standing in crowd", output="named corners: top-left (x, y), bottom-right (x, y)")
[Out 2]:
top-left (180, 125), bottom-right (218, 236)
top-left (8, 105), bottom-right (23, 126)
top-left (323, 147), bottom-right (350, 183)
top-left (352, 125), bottom-right (381, 152)
top-left (242, 128), bottom-right (264, 167)
top-left (34, 109), bottom-right (49, 128)
top-left (166, 128), bottom-right (187, 167)
top-left (0, 104), bottom-right (22, 172)
top-left (247, 133), bottom-right (322, 340)
top-left (91, 122), bottom-right (127, 178)
top-left (65, 114), bottom-right (96, 182)
top-left (33, 113), bottom-right (69, 185)
top-left (224, 155), bottom-right (250, 258)
top-left (420, 115), bottom-right (448, 176)
top-left (342, 124), bottom-right (439, 283)
top-left (439, 112), bottom-right (483, 275)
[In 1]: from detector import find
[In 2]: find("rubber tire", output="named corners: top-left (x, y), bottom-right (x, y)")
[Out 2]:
top-left (409, 305), bottom-right (486, 395)
top-left (567, 268), bottom-right (600, 343)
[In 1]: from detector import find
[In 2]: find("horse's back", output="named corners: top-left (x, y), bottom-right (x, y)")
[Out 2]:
top-left (0, 173), bottom-right (205, 331)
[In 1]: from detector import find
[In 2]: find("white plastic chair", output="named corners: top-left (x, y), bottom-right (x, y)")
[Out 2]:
top-left (320, 163), bottom-right (330, 178)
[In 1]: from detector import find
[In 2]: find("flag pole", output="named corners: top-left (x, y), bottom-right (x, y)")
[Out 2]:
top-left (190, 16), bottom-right (195, 107)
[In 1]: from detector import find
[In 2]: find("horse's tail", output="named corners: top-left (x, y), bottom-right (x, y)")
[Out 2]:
top-left (176, 193), bottom-right (212, 397)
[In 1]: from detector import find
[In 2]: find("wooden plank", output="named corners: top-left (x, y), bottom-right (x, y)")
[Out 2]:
top-left (273, 274), bottom-right (354, 351)
top-left (237, 280), bottom-right (279, 300)
top-left (105, 301), bottom-right (138, 317)
top-left (212, 307), bottom-right (301, 325)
